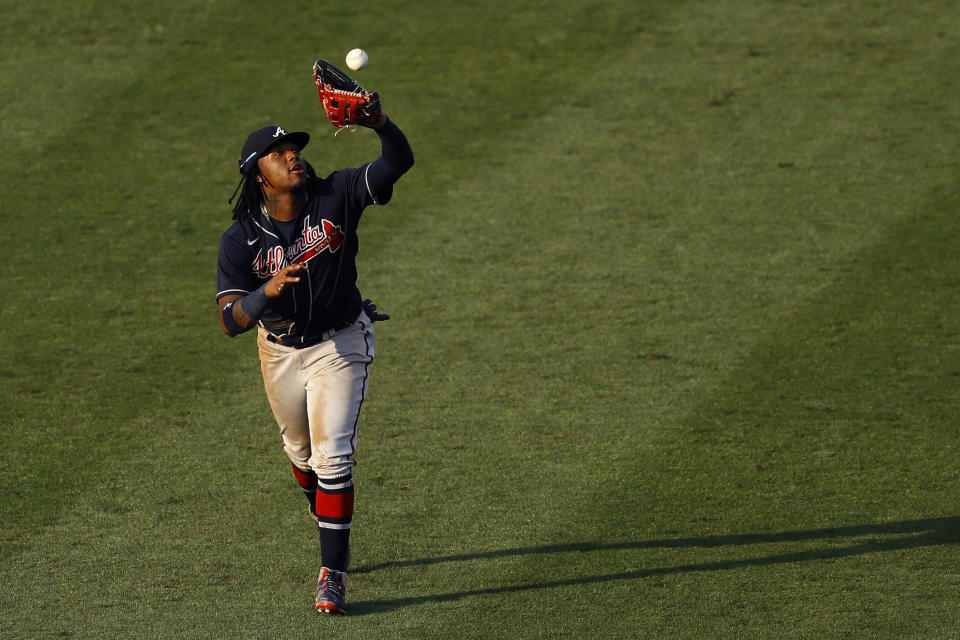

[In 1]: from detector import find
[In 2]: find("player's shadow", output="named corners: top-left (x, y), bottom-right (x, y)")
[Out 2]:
top-left (349, 515), bottom-right (959, 615)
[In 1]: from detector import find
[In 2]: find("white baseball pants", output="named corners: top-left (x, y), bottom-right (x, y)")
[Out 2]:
top-left (256, 313), bottom-right (375, 479)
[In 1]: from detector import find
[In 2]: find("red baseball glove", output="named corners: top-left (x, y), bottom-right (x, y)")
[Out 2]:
top-left (313, 59), bottom-right (383, 129)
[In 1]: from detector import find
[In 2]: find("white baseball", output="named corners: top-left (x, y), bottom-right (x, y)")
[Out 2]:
top-left (346, 48), bottom-right (368, 71)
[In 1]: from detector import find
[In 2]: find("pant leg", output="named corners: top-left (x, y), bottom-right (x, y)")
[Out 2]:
top-left (257, 328), bottom-right (312, 470)
top-left (298, 314), bottom-right (376, 478)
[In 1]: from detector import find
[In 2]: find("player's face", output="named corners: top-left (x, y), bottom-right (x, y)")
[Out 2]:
top-left (256, 141), bottom-right (306, 193)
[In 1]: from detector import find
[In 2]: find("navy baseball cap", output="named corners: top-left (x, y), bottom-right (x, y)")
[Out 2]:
top-left (239, 125), bottom-right (310, 175)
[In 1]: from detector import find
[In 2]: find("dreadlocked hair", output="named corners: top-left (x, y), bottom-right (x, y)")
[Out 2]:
top-left (229, 170), bottom-right (263, 223)
top-left (229, 161), bottom-right (318, 223)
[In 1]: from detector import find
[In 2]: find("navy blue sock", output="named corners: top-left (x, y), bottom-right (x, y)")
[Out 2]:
top-left (319, 528), bottom-right (351, 570)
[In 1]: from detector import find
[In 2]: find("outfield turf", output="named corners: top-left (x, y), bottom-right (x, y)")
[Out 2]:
top-left (1, 1), bottom-right (958, 638)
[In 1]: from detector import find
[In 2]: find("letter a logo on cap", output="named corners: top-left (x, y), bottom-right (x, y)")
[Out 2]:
top-left (273, 126), bottom-right (287, 138)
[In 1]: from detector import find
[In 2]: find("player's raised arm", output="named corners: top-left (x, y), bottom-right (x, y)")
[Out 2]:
top-left (313, 58), bottom-right (413, 205)
top-left (363, 118), bottom-right (414, 205)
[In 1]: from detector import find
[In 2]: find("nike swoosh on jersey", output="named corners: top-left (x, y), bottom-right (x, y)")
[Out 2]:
top-left (247, 238), bottom-right (258, 245)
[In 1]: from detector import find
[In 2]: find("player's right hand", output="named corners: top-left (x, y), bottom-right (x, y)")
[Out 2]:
top-left (265, 263), bottom-right (307, 297)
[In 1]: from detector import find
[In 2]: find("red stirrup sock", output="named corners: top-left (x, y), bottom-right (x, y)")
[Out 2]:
top-left (315, 473), bottom-right (354, 570)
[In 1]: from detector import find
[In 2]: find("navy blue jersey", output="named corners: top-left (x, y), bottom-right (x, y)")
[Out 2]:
top-left (216, 120), bottom-right (414, 342)
top-left (217, 166), bottom-right (375, 339)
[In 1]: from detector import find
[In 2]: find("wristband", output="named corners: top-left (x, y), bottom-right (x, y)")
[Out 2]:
top-left (221, 285), bottom-right (269, 336)
top-left (221, 301), bottom-right (250, 335)
top-left (238, 285), bottom-right (269, 320)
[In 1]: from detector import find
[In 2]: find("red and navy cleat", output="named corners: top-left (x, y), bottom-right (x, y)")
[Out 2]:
top-left (315, 567), bottom-right (347, 615)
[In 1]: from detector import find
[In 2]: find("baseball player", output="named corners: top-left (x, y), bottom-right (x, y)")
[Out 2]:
top-left (215, 102), bottom-right (413, 615)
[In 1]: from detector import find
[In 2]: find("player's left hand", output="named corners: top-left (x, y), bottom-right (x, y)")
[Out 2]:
top-left (361, 298), bottom-right (389, 322)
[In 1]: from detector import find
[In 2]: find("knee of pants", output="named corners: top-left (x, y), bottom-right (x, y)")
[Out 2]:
top-left (282, 441), bottom-right (311, 470)
top-left (309, 455), bottom-right (356, 479)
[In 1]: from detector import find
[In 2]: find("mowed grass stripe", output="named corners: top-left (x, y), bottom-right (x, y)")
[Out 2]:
top-left (563, 4), bottom-right (960, 635)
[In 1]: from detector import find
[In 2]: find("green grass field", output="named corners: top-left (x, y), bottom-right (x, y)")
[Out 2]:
top-left (2, 1), bottom-right (958, 637)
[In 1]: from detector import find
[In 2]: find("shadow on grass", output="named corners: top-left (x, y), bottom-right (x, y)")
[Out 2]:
top-left (350, 516), bottom-right (959, 615)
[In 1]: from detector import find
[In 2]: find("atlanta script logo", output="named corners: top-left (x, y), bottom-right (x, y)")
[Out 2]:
top-left (252, 218), bottom-right (344, 277)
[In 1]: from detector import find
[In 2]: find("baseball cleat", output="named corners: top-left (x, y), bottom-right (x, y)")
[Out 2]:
top-left (315, 567), bottom-right (347, 615)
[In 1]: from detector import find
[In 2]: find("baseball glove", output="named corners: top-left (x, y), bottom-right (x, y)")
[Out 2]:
top-left (313, 59), bottom-right (383, 129)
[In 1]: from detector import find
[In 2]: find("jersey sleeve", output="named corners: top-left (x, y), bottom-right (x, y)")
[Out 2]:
top-left (364, 119), bottom-right (414, 206)
top-left (345, 164), bottom-right (378, 213)
top-left (324, 164), bottom-right (378, 218)
top-left (216, 228), bottom-right (257, 300)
